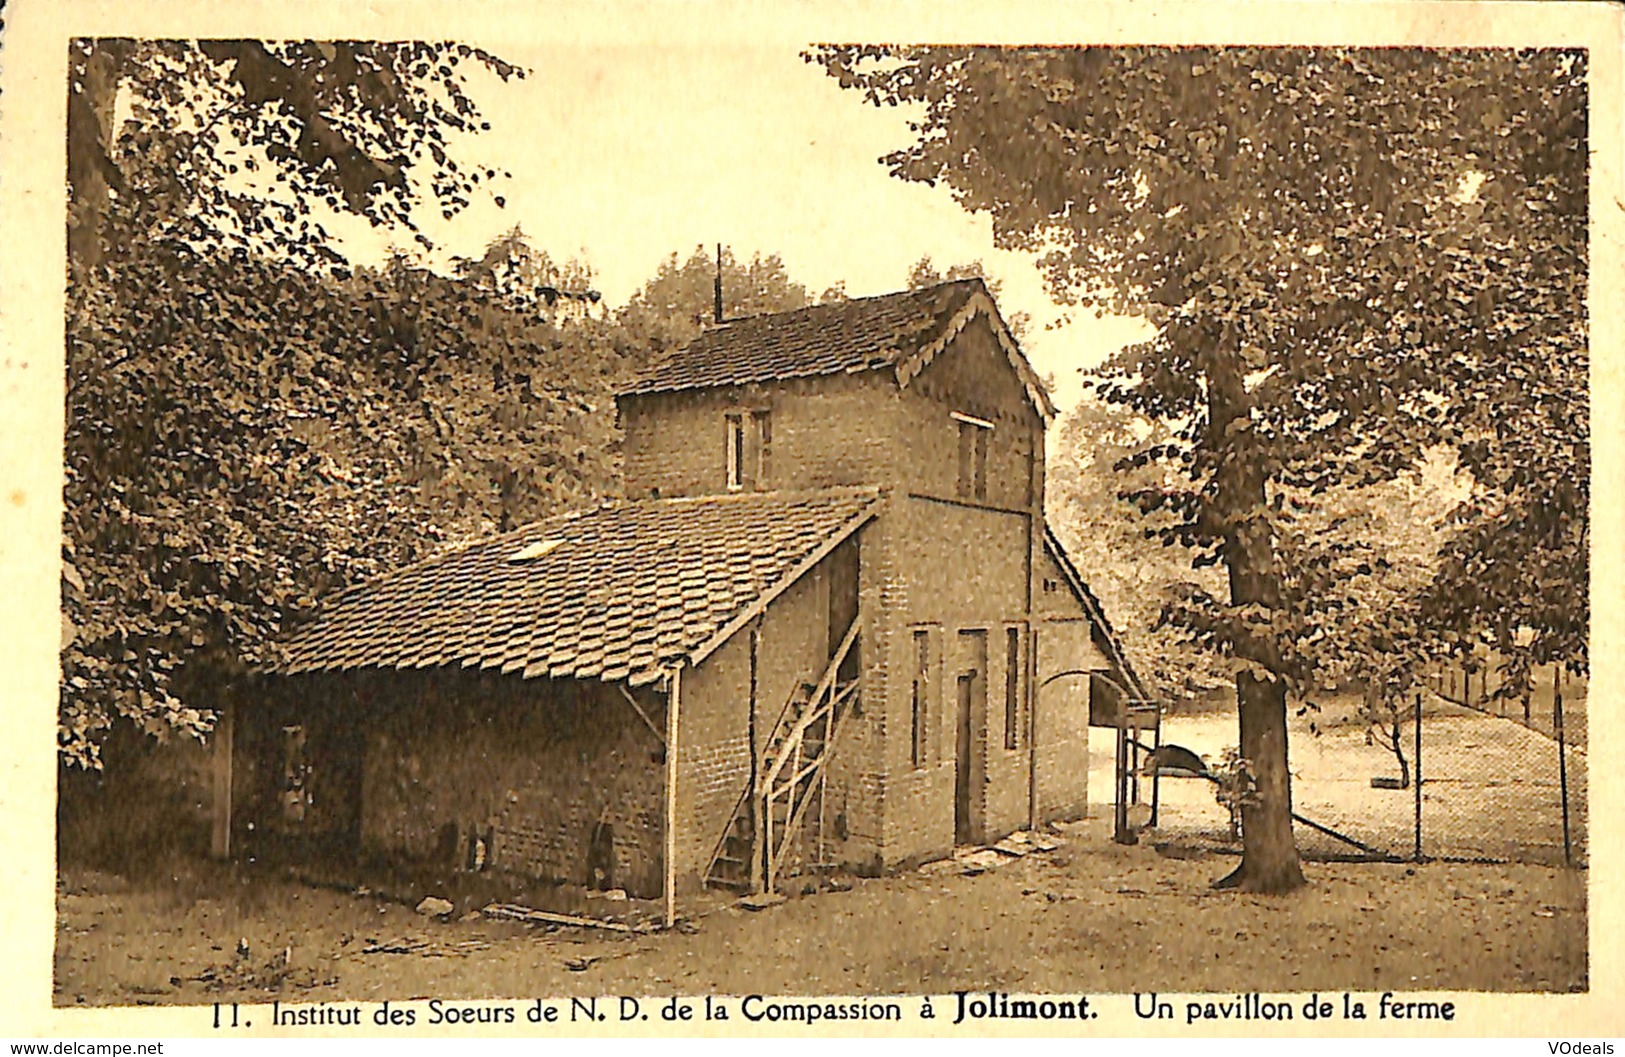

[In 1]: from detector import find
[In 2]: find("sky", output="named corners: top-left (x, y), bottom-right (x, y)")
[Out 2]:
top-left (327, 42), bottom-right (1156, 414)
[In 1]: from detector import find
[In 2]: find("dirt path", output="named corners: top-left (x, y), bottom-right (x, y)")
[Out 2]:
top-left (56, 821), bottom-right (1587, 1007)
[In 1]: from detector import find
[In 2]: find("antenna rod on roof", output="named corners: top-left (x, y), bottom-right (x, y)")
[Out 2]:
top-left (714, 243), bottom-right (724, 324)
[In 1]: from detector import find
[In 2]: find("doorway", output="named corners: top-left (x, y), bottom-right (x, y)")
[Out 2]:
top-left (954, 629), bottom-right (988, 846)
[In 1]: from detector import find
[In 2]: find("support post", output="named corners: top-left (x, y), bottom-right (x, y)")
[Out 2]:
top-left (1555, 665), bottom-right (1572, 866)
top-left (210, 702), bottom-right (235, 859)
top-left (1026, 625), bottom-right (1038, 832)
top-left (1113, 707), bottom-right (1130, 844)
top-left (1412, 690), bottom-right (1423, 862)
top-left (1149, 711), bottom-right (1162, 829)
top-left (663, 665), bottom-right (683, 928)
top-left (748, 623), bottom-right (762, 892)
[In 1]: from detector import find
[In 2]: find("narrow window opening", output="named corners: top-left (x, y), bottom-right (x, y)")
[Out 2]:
top-left (954, 412), bottom-right (992, 501)
top-left (752, 410), bottom-right (771, 489)
top-left (974, 428), bottom-right (989, 501)
top-left (726, 410), bottom-right (770, 491)
top-left (726, 413), bottom-right (744, 491)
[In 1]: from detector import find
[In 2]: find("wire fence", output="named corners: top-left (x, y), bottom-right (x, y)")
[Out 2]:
top-left (1141, 666), bottom-right (1586, 869)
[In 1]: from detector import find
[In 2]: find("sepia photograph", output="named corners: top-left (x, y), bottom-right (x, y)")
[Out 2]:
top-left (4, 0), bottom-right (1619, 1041)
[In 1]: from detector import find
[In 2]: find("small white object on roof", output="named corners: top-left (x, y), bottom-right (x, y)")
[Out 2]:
top-left (508, 538), bottom-right (566, 562)
top-left (950, 410), bottom-right (995, 430)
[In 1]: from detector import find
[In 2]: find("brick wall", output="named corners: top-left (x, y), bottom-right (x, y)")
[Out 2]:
top-left (1034, 541), bottom-right (1111, 822)
top-left (618, 311), bottom-right (1096, 876)
top-left (675, 552), bottom-right (845, 891)
top-left (352, 670), bottom-right (667, 898)
top-left (899, 315), bottom-right (1044, 511)
top-left (619, 374), bottom-right (904, 500)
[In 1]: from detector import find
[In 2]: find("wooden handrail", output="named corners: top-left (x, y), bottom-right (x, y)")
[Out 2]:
top-left (763, 620), bottom-right (859, 790)
top-left (761, 620), bottom-right (861, 893)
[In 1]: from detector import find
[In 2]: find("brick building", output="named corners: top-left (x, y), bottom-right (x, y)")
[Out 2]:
top-left (219, 278), bottom-right (1147, 919)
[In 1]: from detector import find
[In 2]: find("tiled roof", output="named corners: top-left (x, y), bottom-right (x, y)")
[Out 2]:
top-left (619, 279), bottom-right (1053, 418)
top-left (1041, 524), bottom-right (1153, 703)
top-left (620, 281), bottom-right (981, 396)
top-left (275, 488), bottom-right (880, 687)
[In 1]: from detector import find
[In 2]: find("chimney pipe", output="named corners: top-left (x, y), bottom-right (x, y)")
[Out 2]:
top-left (714, 243), bottom-right (724, 324)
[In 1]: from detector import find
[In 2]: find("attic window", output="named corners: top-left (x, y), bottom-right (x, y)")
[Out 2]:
top-left (726, 410), bottom-right (771, 491)
top-left (508, 538), bottom-right (565, 562)
top-left (954, 412), bottom-right (991, 501)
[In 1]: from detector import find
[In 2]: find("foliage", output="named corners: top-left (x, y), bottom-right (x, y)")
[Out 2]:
top-left (63, 222), bottom-right (627, 765)
top-left (1047, 395), bottom-right (1229, 698)
top-left (61, 39), bottom-right (632, 766)
top-left (69, 40), bottom-right (524, 275)
top-left (1210, 748), bottom-right (1258, 843)
top-left (617, 245), bottom-right (814, 361)
top-left (811, 44), bottom-right (1587, 891)
top-left (905, 255), bottom-right (1029, 336)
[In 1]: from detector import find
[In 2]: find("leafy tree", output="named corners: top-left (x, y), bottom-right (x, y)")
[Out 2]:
top-left (69, 40), bottom-right (523, 275)
top-left (61, 40), bottom-right (592, 767)
top-left (907, 255), bottom-right (995, 291)
top-left (811, 45), bottom-right (1586, 891)
top-left (64, 223), bottom-right (624, 767)
top-left (617, 245), bottom-right (813, 360)
top-left (906, 255), bottom-right (1030, 336)
top-left (1047, 396), bottom-right (1229, 699)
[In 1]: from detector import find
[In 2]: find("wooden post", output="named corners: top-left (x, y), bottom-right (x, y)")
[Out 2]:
top-left (1149, 710), bottom-right (1162, 829)
top-left (210, 702), bottom-right (235, 859)
top-left (663, 665), bottom-right (683, 928)
top-left (1112, 705), bottom-right (1130, 844)
top-left (1026, 626), bottom-right (1038, 832)
top-left (747, 623), bottom-right (762, 893)
top-left (1555, 665), bottom-right (1572, 866)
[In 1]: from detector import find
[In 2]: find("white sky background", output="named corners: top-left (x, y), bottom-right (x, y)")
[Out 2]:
top-left (326, 43), bottom-right (1157, 414)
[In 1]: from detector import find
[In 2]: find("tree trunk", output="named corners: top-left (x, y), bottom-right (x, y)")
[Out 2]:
top-left (67, 40), bottom-right (127, 281)
top-left (1206, 328), bottom-right (1306, 894)
top-left (1391, 717), bottom-right (1410, 789)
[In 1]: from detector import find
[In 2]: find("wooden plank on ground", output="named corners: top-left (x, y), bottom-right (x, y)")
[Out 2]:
top-left (481, 903), bottom-right (641, 932)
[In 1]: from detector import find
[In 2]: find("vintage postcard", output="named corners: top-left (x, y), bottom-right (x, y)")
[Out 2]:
top-left (1, 0), bottom-right (1619, 1043)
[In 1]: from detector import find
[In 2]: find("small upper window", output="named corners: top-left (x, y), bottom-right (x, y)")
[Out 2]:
top-left (726, 413), bottom-right (745, 491)
top-left (726, 409), bottom-right (771, 491)
top-left (954, 412), bottom-right (992, 501)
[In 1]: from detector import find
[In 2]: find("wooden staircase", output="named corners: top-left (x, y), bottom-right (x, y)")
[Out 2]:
top-left (704, 621), bottom-right (860, 894)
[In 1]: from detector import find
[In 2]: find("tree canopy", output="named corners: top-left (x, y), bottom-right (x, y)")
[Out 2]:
top-left (61, 40), bottom-right (840, 768)
top-left (616, 244), bottom-right (814, 357)
top-left (811, 45), bottom-right (1588, 891)
top-left (69, 40), bottom-right (523, 275)
top-left (62, 41), bottom-right (619, 767)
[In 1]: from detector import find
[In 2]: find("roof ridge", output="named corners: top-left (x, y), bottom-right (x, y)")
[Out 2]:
top-left (622, 484), bottom-right (883, 507)
top-left (707, 277), bottom-right (983, 328)
top-left (617, 279), bottom-right (988, 399)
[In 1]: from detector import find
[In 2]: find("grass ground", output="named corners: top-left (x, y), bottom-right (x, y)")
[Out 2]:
top-left (1138, 691), bottom-right (1587, 867)
top-left (55, 816), bottom-right (1587, 1007)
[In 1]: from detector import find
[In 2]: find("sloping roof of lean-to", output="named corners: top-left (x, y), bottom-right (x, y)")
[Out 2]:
top-left (275, 488), bottom-right (881, 688)
top-left (1041, 522), bottom-right (1154, 704)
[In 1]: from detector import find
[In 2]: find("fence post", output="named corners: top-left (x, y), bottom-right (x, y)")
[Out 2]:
top-left (1555, 665), bottom-right (1572, 866)
top-left (1413, 689), bottom-right (1423, 862)
top-left (1113, 711), bottom-right (1131, 844)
